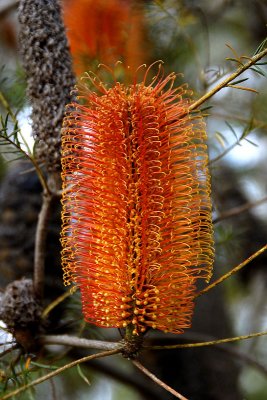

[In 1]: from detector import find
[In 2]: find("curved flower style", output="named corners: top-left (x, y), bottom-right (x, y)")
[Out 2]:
top-left (61, 65), bottom-right (214, 335)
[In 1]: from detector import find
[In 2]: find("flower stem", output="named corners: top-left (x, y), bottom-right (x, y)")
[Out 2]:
top-left (189, 47), bottom-right (267, 112)
top-left (121, 325), bottom-right (144, 358)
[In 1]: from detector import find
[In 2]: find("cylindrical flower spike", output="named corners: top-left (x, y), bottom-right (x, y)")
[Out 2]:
top-left (61, 64), bottom-right (214, 335)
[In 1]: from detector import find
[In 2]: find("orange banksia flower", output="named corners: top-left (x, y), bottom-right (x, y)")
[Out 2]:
top-left (63, 0), bottom-right (147, 74)
top-left (61, 64), bottom-right (214, 335)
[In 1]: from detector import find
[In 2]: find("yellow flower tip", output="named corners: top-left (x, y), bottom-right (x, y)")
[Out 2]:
top-left (61, 63), bottom-right (214, 335)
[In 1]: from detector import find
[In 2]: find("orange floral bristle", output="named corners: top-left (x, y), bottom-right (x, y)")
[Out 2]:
top-left (61, 64), bottom-right (214, 335)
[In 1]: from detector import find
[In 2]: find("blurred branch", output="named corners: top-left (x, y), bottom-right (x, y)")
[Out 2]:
top-left (33, 192), bottom-right (53, 299)
top-left (0, 0), bottom-right (18, 16)
top-left (133, 360), bottom-right (188, 400)
top-left (0, 344), bottom-right (19, 358)
top-left (190, 47), bottom-right (267, 111)
top-left (212, 112), bottom-right (267, 131)
top-left (213, 195), bottom-right (267, 223)
top-left (41, 335), bottom-right (121, 351)
top-left (216, 344), bottom-right (267, 377)
top-left (210, 139), bottom-right (241, 164)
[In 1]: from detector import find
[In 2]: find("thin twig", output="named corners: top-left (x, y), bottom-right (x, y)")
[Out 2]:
top-left (144, 331), bottom-right (267, 376)
top-left (195, 244), bottom-right (267, 298)
top-left (132, 360), bottom-right (189, 400)
top-left (212, 112), bottom-right (267, 130)
top-left (1, 348), bottom-right (120, 400)
top-left (0, 92), bottom-right (17, 124)
top-left (33, 192), bottom-right (53, 300)
top-left (216, 342), bottom-right (267, 376)
top-left (0, 344), bottom-right (19, 358)
top-left (148, 331), bottom-right (267, 350)
top-left (41, 335), bottom-right (122, 351)
top-left (209, 140), bottom-right (240, 164)
top-left (50, 378), bottom-right (57, 400)
top-left (0, 341), bottom-right (15, 347)
top-left (213, 195), bottom-right (267, 223)
top-left (189, 47), bottom-right (267, 112)
top-left (41, 287), bottom-right (77, 319)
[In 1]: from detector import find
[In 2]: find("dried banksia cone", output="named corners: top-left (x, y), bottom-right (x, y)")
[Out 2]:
top-left (0, 279), bottom-right (42, 351)
top-left (18, 0), bottom-right (75, 174)
top-left (61, 64), bottom-right (214, 335)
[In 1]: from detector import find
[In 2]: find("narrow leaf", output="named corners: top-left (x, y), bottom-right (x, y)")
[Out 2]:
top-left (77, 365), bottom-right (91, 386)
top-left (225, 121), bottom-right (238, 140)
top-left (225, 57), bottom-right (244, 66)
top-left (253, 37), bottom-right (267, 56)
top-left (227, 84), bottom-right (258, 93)
top-left (244, 138), bottom-right (258, 147)
top-left (215, 131), bottom-right (228, 148)
top-left (250, 66), bottom-right (267, 78)
top-left (230, 78), bottom-right (249, 85)
top-left (200, 105), bottom-right (213, 112)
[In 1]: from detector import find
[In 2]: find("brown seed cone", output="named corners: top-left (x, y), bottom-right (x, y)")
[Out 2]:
top-left (18, 0), bottom-right (75, 174)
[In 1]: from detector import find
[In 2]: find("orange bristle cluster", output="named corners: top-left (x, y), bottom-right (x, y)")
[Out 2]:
top-left (61, 64), bottom-right (214, 335)
top-left (63, 0), bottom-right (147, 74)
